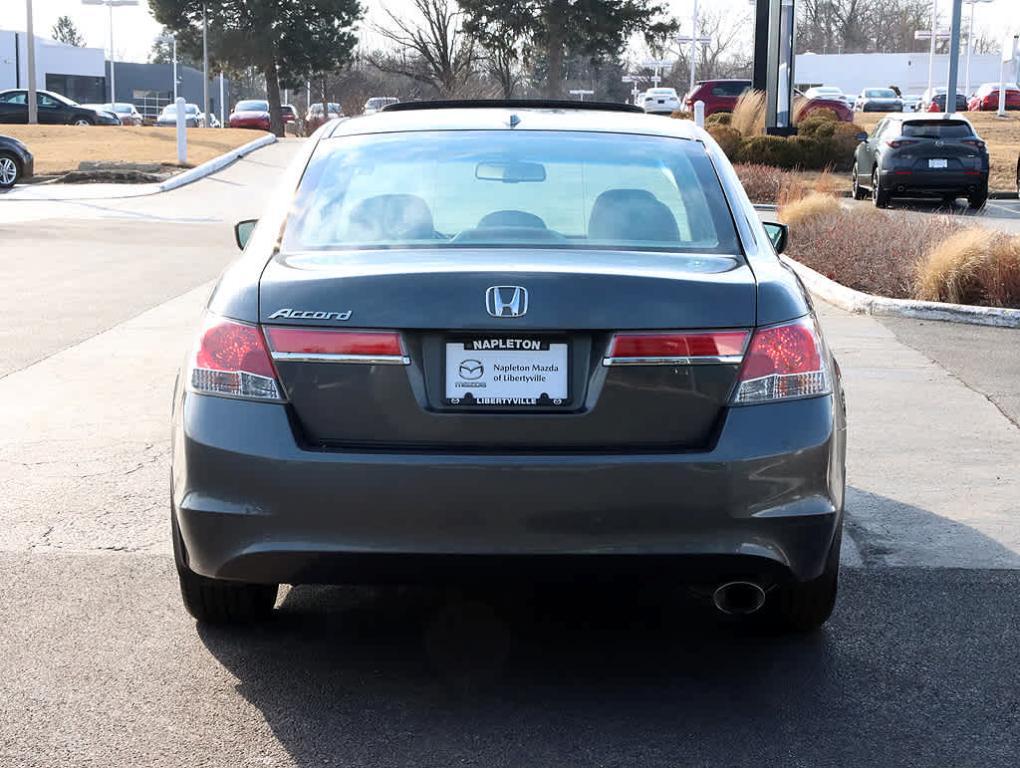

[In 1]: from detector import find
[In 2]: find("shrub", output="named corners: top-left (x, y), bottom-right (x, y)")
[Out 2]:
top-left (707, 125), bottom-right (742, 158)
top-left (731, 90), bottom-right (766, 137)
top-left (797, 115), bottom-right (838, 139)
top-left (733, 163), bottom-right (792, 204)
top-left (737, 134), bottom-right (807, 168)
top-left (782, 206), bottom-right (962, 299)
top-left (796, 106), bottom-right (839, 126)
top-left (915, 229), bottom-right (1020, 307)
top-left (670, 109), bottom-right (693, 120)
top-left (706, 112), bottom-right (732, 126)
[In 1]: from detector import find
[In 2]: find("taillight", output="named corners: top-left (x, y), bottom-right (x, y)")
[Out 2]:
top-left (604, 330), bottom-right (749, 365)
top-left (962, 139), bottom-right (986, 150)
top-left (731, 317), bottom-right (831, 404)
top-left (885, 139), bottom-right (918, 149)
top-left (264, 327), bottom-right (408, 364)
top-left (188, 314), bottom-right (283, 401)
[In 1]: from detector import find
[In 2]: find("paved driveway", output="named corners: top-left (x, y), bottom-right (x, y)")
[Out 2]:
top-left (1, 147), bottom-right (1018, 767)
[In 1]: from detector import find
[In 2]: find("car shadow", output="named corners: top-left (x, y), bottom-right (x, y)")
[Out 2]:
top-left (881, 197), bottom-right (1020, 219)
top-left (196, 487), bottom-right (1020, 766)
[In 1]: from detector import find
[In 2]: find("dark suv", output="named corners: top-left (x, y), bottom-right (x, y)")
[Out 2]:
top-left (852, 115), bottom-right (989, 208)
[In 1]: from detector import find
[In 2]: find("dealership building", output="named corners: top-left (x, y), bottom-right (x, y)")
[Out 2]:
top-left (1, 29), bottom-right (230, 120)
top-left (796, 51), bottom-right (1018, 96)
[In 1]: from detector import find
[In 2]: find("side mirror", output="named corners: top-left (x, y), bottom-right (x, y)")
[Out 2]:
top-left (762, 221), bottom-right (789, 254)
top-left (856, 131), bottom-right (868, 142)
top-left (234, 219), bottom-right (257, 250)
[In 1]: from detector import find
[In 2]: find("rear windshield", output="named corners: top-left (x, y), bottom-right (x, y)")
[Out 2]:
top-left (902, 120), bottom-right (974, 138)
top-left (865, 89), bottom-right (897, 98)
top-left (236, 100), bottom-right (268, 111)
top-left (281, 130), bottom-right (741, 255)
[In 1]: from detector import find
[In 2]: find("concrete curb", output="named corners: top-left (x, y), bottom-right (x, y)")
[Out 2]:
top-left (782, 255), bottom-right (1020, 328)
top-left (158, 133), bottom-right (277, 192)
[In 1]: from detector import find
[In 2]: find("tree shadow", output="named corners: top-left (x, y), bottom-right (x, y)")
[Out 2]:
top-left (197, 487), bottom-right (1020, 766)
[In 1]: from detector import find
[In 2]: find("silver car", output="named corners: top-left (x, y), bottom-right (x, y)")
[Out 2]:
top-left (156, 103), bottom-right (205, 128)
top-left (171, 100), bottom-right (846, 632)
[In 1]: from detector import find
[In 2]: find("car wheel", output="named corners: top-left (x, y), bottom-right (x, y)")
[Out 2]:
top-left (172, 512), bottom-right (278, 624)
top-left (872, 169), bottom-right (890, 208)
top-left (72, 117), bottom-right (93, 126)
top-left (0, 152), bottom-right (20, 188)
top-left (968, 186), bottom-right (988, 210)
top-left (772, 528), bottom-right (841, 633)
top-left (851, 163), bottom-right (868, 200)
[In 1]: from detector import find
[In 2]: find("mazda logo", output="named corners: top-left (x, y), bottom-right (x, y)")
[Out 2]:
top-left (458, 359), bottom-right (484, 380)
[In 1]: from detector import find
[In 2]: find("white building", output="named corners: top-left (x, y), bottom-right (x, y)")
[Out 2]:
top-left (0, 29), bottom-right (107, 103)
top-left (795, 51), bottom-right (1017, 97)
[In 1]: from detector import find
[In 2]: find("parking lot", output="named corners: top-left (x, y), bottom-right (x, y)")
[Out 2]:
top-left (2, 141), bottom-right (1019, 766)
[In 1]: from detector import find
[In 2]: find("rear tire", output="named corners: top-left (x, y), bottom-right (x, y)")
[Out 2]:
top-left (772, 529), bottom-right (841, 633)
top-left (72, 117), bottom-right (94, 126)
top-left (968, 186), bottom-right (988, 210)
top-left (172, 512), bottom-right (277, 624)
top-left (0, 152), bottom-right (20, 189)
top-left (872, 169), bottom-right (891, 208)
top-left (851, 163), bottom-right (868, 200)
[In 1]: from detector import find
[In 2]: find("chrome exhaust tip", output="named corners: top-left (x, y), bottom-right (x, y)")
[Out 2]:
top-left (712, 581), bottom-right (767, 616)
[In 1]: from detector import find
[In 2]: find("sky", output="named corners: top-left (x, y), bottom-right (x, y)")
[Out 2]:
top-left (4, 0), bottom-right (1018, 65)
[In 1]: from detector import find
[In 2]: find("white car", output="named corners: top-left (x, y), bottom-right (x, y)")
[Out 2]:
top-left (641, 87), bottom-right (680, 114)
top-left (363, 97), bottom-right (399, 115)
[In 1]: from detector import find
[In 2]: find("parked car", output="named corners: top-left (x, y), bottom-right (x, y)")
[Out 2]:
top-left (803, 86), bottom-right (854, 110)
top-left (641, 87), bottom-right (681, 114)
top-left (0, 134), bottom-right (33, 188)
top-left (794, 88), bottom-right (854, 122)
top-left (157, 103), bottom-right (205, 128)
top-left (900, 95), bottom-right (923, 112)
top-left (281, 104), bottom-right (298, 125)
top-left (855, 88), bottom-right (904, 112)
top-left (305, 102), bottom-right (343, 133)
top-left (0, 88), bottom-right (118, 125)
top-left (967, 82), bottom-right (1020, 111)
top-left (363, 97), bottom-right (399, 115)
top-left (682, 79), bottom-right (750, 115)
top-left (171, 99), bottom-right (847, 633)
top-left (852, 114), bottom-right (988, 209)
top-left (82, 102), bottom-right (143, 126)
top-left (228, 99), bottom-right (271, 131)
top-left (925, 91), bottom-right (969, 112)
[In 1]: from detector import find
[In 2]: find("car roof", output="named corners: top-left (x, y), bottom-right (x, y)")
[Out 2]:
top-left (327, 105), bottom-right (705, 141)
top-left (883, 112), bottom-right (972, 122)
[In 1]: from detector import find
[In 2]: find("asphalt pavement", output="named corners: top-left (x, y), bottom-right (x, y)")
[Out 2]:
top-left (1, 142), bottom-right (1019, 767)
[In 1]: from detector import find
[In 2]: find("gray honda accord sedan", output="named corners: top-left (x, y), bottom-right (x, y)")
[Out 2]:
top-left (171, 100), bottom-right (846, 631)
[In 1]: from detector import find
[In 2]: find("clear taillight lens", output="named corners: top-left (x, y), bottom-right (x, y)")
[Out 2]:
top-left (187, 314), bottom-right (283, 401)
top-left (731, 317), bottom-right (831, 404)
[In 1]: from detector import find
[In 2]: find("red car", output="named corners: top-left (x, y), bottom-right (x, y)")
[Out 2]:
top-left (967, 83), bottom-right (1020, 111)
top-left (281, 104), bottom-right (298, 124)
top-left (228, 99), bottom-right (271, 130)
top-left (683, 79), bottom-right (852, 122)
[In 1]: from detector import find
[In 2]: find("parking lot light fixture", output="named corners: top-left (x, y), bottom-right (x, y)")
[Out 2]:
top-left (157, 34), bottom-right (178, 101)
top-left (81, 0), bottom-right (140, 105)
top-left (25, 0), bottom-right (37, 124)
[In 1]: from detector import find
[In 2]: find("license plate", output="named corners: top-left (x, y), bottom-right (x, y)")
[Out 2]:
top-left (445, 337), bottom-right (568, 407)
top-left (929, 159), bottom-right (948, 169)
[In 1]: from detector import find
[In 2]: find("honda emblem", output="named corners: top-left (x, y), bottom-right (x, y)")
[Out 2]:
top-left (485, 286), bottom-right (528, 318)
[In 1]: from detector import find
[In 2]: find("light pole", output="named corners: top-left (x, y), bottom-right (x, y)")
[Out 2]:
top-left (82, 0), bottom-right (139, 106)
top-left (927, 0), bottom-right (938, 98)
top-left (963, 0), bottom-right (994, 98)
top-left (25, 0), bottom-right (37, 124)
top-left (202, 3), bottom-right (210, 127)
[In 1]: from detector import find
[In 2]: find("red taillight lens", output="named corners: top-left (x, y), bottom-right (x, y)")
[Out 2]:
top-left (732, 317), bottom-right (831, 404)
top-left (264, 328), bottom-right (406, 360)
top-left (962, 139), bottom-right (986, 150)
top-left (605, 331), bottom-right (749, 363)
top-left (885, 139), bottom-right (918, 149)
top-left (188, 315), bottom-right (282, 401)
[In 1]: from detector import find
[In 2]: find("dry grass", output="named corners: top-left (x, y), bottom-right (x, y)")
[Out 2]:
top-left (777, 191), bottom-right (842, 227)
top-left (856, 110), bottom-right (1020, 193)
top-left (1, 125), bottom-right (269, 175)
top-left (731, 91), bottom-right (767, 137)
top-left (915, 228), bottom-right (1020, 306)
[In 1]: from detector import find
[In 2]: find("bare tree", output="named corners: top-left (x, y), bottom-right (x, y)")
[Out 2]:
top-left (371, 0), bottom-right (480, 97)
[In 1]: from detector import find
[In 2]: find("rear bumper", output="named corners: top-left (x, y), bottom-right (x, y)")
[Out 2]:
top-left (172, 393), bottom-right (846, 586)
top-left (880, 168), bottom-right (987, 194)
